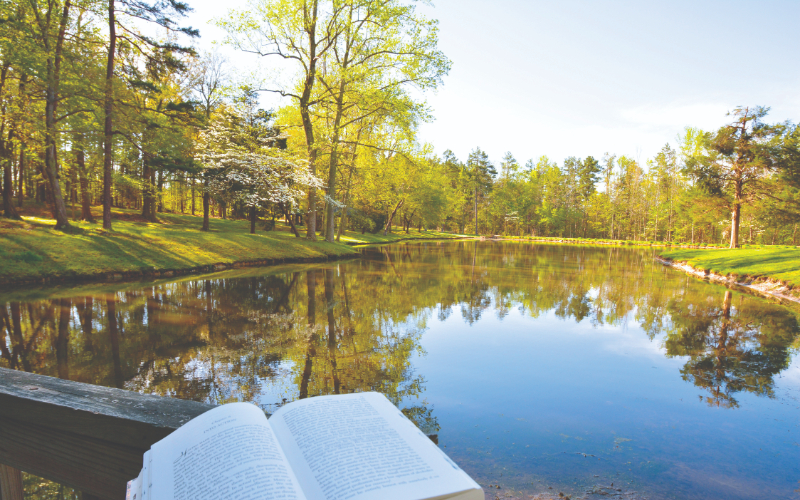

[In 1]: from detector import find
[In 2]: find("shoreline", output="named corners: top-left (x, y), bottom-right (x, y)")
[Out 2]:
top-left (0, 252), bottom-right (361, 289)
top-left (482, 236), bottom-right (717, 249)
top-left (0, 208), bottom-right (471, 290)
top-left (0, 234), bottom-right (468, 290)
top-left (655, 256), bottom-right (800, 306)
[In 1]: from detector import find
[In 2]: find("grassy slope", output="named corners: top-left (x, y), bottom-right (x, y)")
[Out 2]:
top-left (660, 246), bottom-right (800, 286)
top-left (339, 228), bottom-right (467, 245)
top-left (0, 207), bottom-right (467, 283)
top-left (0, 209), bottom-right (356, 283)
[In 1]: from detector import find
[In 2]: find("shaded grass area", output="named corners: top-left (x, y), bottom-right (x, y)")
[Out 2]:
top-left (660, 246), bottom-right (800, 286)
top-left (0, 206), bottom-right (468, 285)
top-left (0, 262), bottom-right (333, 303)
top-left (0, 208), bottom-right (356, 284)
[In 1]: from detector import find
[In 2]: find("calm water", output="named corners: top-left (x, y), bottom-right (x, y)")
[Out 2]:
top-left (2, 242), bottom-right (799, 499)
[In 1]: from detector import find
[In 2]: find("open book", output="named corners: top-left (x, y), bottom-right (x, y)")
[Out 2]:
top-left (126, 392), bottom-right (482, 500)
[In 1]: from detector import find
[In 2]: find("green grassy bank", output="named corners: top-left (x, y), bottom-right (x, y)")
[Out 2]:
top-left (0, 208), bottom-right (465, 285)
top-left (496, 234), bottom-right (728, 248)
top-left (660, 246), bottom-right (800, 288)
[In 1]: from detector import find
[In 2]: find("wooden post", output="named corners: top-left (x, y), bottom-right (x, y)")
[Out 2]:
top-left (0, 464), bottom-right (23, 500)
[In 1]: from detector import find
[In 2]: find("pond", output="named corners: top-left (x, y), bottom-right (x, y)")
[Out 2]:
top-left (2, 241), bottom-right (799, 499)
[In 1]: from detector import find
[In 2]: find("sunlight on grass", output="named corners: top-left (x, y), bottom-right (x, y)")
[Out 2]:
top-left (661, 246), bottom-right (800, 286)
top-left (0, 210), bottom-right (469, 283)
top-left (0, 211), bottom-right (355, 282)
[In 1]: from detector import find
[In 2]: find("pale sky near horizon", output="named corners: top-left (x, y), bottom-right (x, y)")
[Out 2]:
top-left (183, 0), bottom-right (800, 167)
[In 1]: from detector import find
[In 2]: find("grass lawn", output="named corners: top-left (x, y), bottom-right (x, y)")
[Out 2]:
top-left (339, 228), bottom-right (467, 245)
top-left (660, 245), bottom-right (800, 286)
top-left (0, 206), bottom-right (467, 284)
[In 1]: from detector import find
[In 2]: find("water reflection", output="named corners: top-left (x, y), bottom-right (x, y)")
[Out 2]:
top-left (2, 242), bottom-right (799, 499)
top-left (1, 267), bottom-right (432, 423)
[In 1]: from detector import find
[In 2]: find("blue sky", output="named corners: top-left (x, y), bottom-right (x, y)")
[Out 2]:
top-left (185, 0), bottom-right (800, 167)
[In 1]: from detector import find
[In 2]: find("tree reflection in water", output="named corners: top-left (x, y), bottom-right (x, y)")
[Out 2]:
top-left (2, 242), bottom-right (799, 421)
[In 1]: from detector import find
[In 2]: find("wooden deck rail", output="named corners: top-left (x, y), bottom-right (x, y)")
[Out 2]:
top-left (0, 367), bottom-right (216, 500)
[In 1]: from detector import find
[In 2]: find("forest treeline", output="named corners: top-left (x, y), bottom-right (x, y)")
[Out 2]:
top-left (2, 0), bottom-right (800, 249)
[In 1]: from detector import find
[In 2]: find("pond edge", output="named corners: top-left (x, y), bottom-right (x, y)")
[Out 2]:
top-left (0, 252), bottom-right (361, 289)
top-left (656, 256), bottom-right (800, 306)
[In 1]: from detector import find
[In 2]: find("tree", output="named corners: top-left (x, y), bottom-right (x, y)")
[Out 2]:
top-left (19, 0), bottom-right (74, 229)
top-left (197, 97), bottom-right (320, 234)
top-left (651, 144), bottom-right (679, 240)
top-left (220, 0), bottom-right (343, 240)
top-left (466, 148), bottom-right (495, 235)
top-left (0, 61), bottom-right (21, 219)
top-left (101, 0), bottom-right (197, 230)
top-left (577, 156), bottom-right (600, 236)
top-left (687, 107), bottom-right (787, 248)
top-left (192, 52), bottom-right (228, 230)
top-left (578, 156), bottom-right (600, 200)
top-left (499, 152), bottom-right (519, 180)
top-left (314, 0), bottom-right (449, 242)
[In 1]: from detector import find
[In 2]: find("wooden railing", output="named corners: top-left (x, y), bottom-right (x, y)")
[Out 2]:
top-left (0, 367), bottom-right (216, 500)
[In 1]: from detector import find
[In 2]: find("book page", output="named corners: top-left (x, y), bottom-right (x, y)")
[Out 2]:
top-left (148, 402), bottom-right (306, 500)
top-left (140, 450), bottom-right (151, 500)
top-left (269, 393), bottom-right (482, 500)
top-left (125, 469), bottom-right (142, 500)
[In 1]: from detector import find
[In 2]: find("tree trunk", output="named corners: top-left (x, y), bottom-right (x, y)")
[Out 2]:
top-left (42, 48), bottom-right (69, 226)
top-left (102, 0), bottom-right (116, 230)
top-left (74, 143), bottom-right (94, 222)
top-left (190, 175), bottom-right (195, 215)
top-left (2, 162), bottom-right (19, 219)
top-left (202, 186), bottom-right (210, 231)
top-left (15, 75), bottom-right (28, 209)
top-left (474, 185), bottom-right (478, 235)
top-left (0, 64), bottom-right (18, 219)
top-left (156, 170), bottom-right (164, 212)
top-left (299, 1), bottom-right (321, 241)
top-left (383, 199), bottom-right (404, 236)
top-left (325, 78), bottom-right (346, 243)
top-left (319, 202), bottom-right (326, 240)
top-left (729, 180), bottom-right (742, 248)
top-left (179, 173), bottom-right (184, 213)
top-left (17, 141), bottom-right (24, 208)
top-left (68, 158), bottom-right (77, 220)
top-left (336, 182), bottom-right (351, 242)
top-left (141, 157), bottom-right (157, 222)
top-left (2, 135), bottom-right (19, 219)
top-left (250, 206), bottom-right (256, 234)
top-left (34, 0), bottom-right (73, 229)
top-left (279, 202), bottom-right (300, 237)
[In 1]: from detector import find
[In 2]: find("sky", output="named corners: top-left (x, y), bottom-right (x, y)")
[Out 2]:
top-left (183, 0), bottom-right (800, 167)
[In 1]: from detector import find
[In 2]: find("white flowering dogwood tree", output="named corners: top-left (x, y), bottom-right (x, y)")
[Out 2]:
top-left (197, 94), bottom-right (321, 235)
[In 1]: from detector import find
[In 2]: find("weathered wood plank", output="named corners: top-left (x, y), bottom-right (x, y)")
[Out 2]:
top-left (0, 464), bottom-right (23, 500)
top-left (0, 414), bottom-right (139, 499)
top-left (0, 368), bottom-right (217, 499)
top-left (0, 367), bottom-right (215, 448)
